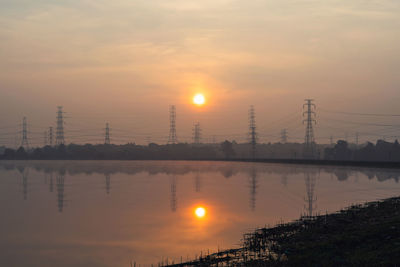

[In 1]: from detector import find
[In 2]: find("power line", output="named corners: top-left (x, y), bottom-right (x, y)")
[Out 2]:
top-left (319, 108), bottom-right (400, 117)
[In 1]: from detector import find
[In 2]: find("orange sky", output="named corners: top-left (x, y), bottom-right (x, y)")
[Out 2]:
top-left (1, 1), bottom-right (400, 146)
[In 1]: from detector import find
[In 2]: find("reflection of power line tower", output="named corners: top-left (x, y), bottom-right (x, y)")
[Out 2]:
top-left (304, 172), bottom-right (317, 218)
top-left (20, 167), bottom-right (29, 200)
top-left (194, 171), bottom-right (201, 193)
top-left (49, 173), bottom-right (54, 193)
top-left (281, 174), bottom-right (288, 187)
top-left (56, 173), bottom-right (65, 212)
top-left (56, 106), bottom-right (65, 145)
top-left (105, 123), bottom-right (111, 145)
top-left (168, 105), bottom-right (177, 144)
top-left (249, 105), bottom-right (257, 159)
top-left (249, 168), bottom-right (258, 211)
top-left (303, 99), bottom-right (316, 159)
top-left (49, 127), bottom-right (54, 146)
top-left (193, 122), bottom-right (201, 144)
top-left (170, 176), bottom-right (177, 212)
top-left (21, 117), bottom-right (29, 149)
top-left (280, 129), bottom-right (288, 143)
top-left (105, 174), bottom-right (111, 194)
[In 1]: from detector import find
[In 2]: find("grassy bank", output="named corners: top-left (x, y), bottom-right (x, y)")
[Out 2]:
top-left (162, 196), bottom-right (400, 266)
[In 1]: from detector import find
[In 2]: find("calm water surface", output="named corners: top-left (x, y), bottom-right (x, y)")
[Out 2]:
top-left (0, 160), bottom-right (399, 266)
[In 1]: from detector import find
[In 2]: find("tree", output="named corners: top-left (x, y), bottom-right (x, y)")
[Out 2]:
top-left (220, 140), bottom-right (235, 159)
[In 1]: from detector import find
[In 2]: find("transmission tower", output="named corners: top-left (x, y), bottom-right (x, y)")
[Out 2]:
top-left (330, 135), bottom-right (333, 146)
top-left (105, 123), bottom-right (111, 144)
top-left (56, 106), bottom-right (65, 145)
top-left (303, 99), bottom-right (316, 159)
top-left (21, 117), bottom-right (29, 149)
top-left (168, 105), bottom-right (177, 144)
top-left (43, 130), bottom-right (48, 146)
top-left (355, 132), bottom-right (359, 146)
top-left (193, 122), bottom-right (201, 144)
top-left (280, 129), bottom-right (288, 143)
top-left (48, 127), bottom-right (54, 146)
top-left (248, 105), bottom-right (257, 159)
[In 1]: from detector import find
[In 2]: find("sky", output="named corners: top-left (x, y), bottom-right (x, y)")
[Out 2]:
top-left (1, 0), bottom-right (400, 146)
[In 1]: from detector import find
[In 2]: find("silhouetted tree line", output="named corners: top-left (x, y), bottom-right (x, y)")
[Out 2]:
top-left (324, 139), bottom-right (400, 161)
top-left (1, 143), bottom-right (223, 160)
top-left (2, 139), bottom-right (400, 162)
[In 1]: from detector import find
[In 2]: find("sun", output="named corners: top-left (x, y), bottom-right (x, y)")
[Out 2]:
top-left (193, 93), bottom-right (205, 106)
top-left (195, 207), bottom-right (206, 218)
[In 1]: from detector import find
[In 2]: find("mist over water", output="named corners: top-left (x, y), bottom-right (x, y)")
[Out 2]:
top-left (0, 160), bottom-right (399, 266)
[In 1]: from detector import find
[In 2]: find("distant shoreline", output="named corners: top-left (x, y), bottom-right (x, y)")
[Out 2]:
top-left (1, 158), bottom-right (400, 169)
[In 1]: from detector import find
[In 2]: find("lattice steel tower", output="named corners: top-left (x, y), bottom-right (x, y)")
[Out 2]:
top-left (281, 128), bottom-right (288, 143)
top-left (303, 99), bottom-right (316, 159)
top-left (193, 122), bottom-right (201, 144)
top-left (56, 106), bottom-right (65, 145)
top-left (48, 127), bottom-right (54, 146)
top-left (249, 105), bottom-right (257, 159)
top-left (105, 123), bottom-right (111, 144)
top-left (168, 105), bottom-right (177, 144)
top-left (43, 130), bottom-right (48, 146)
top-left (21, 117), bottom-right (29, 149)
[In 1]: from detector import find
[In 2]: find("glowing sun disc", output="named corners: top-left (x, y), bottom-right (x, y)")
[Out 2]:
top-left (195, 207), bottom-right (206, 218)
top-left (193, 94), bottom-right (205, 105)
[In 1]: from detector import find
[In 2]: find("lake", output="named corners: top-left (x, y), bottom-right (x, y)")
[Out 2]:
top-left (0, 160), bottom-right (399, 266)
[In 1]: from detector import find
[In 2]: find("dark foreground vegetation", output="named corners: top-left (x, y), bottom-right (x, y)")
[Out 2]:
top-left (161, 197), bottom-right (400, 267)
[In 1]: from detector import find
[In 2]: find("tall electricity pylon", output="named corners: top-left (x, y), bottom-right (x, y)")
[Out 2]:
top-left (49, 127), bottom-right (54, 146)
top-left (280, 129), bottom-right (288, 143)
top-left (249, 105), bottom-right (257, 159)
top-left (303, 99), bottom-right (316, 159)
top-left (105, 123), bottom-right (111, 144)
top-left (21, 117), bottom-right (29, 149)
top-left (56, 106), bottom-right (65, 145)
top-left (193, 122), bottom-right (201, 144)
top-left (43, 130), bottom-right (48, 146)
top-left (168, 105), bottom-right (177, 144)
top-left (355, 132), bottom-right (359, 146)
